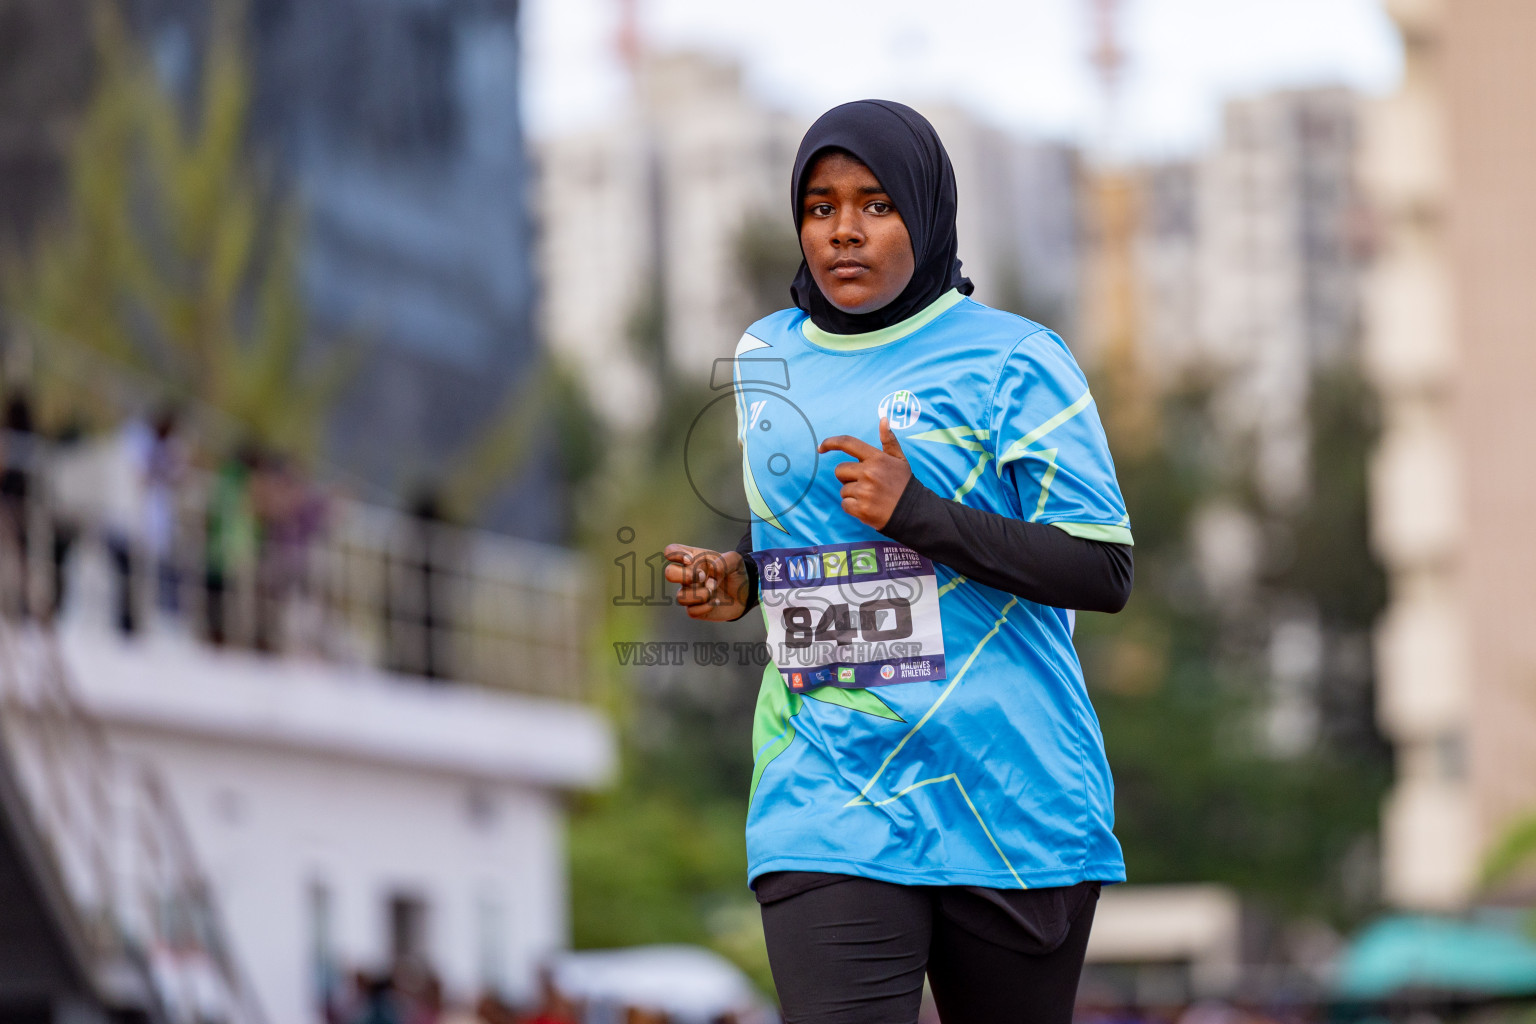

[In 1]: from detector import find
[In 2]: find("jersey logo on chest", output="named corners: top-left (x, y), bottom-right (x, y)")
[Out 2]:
top-left (878, 389), bottom-right (922, 429)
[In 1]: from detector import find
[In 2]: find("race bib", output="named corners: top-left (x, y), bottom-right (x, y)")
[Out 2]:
top-left (754, 541), bottom-right (946, 690)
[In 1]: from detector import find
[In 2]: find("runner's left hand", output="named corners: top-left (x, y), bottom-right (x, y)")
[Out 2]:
top-left (818, 417), bottom-right (913, 531)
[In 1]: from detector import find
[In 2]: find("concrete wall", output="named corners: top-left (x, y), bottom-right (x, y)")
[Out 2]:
top-left (1367, 0), bottom-right (1536, 908)
top-left (63, 632), bottom-right (614, 1023)
top-left (1444, 0), bottom-right (1536, 878)
top-left (107, 726), bottom-right (566, 1023)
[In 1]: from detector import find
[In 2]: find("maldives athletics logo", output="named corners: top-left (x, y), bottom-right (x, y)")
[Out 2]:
top-left (878, 389), bottom-right (922, 429)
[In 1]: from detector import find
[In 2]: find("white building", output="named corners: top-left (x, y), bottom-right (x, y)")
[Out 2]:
top-left (1363, 0), bottom-right (1536, 911)
top-left (1137, 88), bottom-right (1364, 510)
top-left (61, 631), bottom-right (612, 1023)
top-left (0, 472), bottom-right (614, 1024)
top-left (535, 53), bottom-right (802, 429)
top-left (926, 107), bottom-right (1083, 334)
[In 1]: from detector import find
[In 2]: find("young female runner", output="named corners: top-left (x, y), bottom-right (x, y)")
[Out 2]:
top-left (663, 100), bottom-right (1133, 1024)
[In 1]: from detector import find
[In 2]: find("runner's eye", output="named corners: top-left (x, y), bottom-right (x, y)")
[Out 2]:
top-left (808, 202), bottom-right (834, 218)
top-left (866, 201), bottom-right (892, 215)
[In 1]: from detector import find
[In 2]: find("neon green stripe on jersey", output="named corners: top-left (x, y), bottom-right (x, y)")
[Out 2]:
top-left (996, 389), bottom-right (1094, 471)
top-left (801, 288), bottom-right (964, 351)
top-left (1051, 522), bottom-right (1134, 545)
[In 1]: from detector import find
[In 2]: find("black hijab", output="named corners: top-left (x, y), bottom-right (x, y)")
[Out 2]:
top-left (790, 99), bottom-right (974, 335)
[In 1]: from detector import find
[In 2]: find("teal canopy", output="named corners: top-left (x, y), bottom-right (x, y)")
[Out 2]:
top-left (1338, 915), bottom-right (1536, 999)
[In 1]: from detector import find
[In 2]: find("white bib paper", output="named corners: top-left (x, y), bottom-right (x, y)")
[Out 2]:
top-left (753, 541), bottom-right (947, 690)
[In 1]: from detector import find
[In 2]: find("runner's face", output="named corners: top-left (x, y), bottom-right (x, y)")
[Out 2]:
top-left (799, 152), bottom-right (915, 315)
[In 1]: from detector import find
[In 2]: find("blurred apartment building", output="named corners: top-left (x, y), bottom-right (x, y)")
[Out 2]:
top-left (1136, 87), bottom-right (1364, 511)
top-left (537, 53), bottom-right (1084, 428)
top-left (537, 52), bottom-right (801, 429)
top-left (1119, 87), bottom-right (1367, 758)
top-left (119, 0), bottom-right (554, 536)
top-left (1363, 0), bottom-right (1536, 911)
top-left (926, 107), bottom-right (1084, 336)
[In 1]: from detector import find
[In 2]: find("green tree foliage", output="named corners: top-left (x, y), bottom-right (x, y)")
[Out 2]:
top-left (562, 227), bottom-right (777, 990)
top-left (735, 214), bottom-right (802, 323)
top-left (1078, 368), bottom-right (1390, 925)
top-left (2, 1), bottom-right (347, 457)
top-left (1484, 816), bottom-right (1536, 891)
top-left (1484, 815), bottom-right (1536, 941)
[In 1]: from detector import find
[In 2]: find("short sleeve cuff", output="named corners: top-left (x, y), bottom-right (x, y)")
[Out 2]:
top-left (1049, 522), bottom-right (1134, 546)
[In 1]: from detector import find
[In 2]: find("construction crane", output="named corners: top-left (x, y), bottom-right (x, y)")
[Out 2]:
top-left (1079, 0), bottom-right (1156, 449)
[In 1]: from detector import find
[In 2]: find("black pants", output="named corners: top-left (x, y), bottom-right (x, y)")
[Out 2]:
top-left (760, 875), bottom-right (1099, 1024)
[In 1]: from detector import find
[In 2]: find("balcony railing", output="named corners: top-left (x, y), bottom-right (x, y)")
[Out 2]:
top-left (0, 430), bottom-right (589, 702)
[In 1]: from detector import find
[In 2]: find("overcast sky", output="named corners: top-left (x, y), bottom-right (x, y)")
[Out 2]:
top-left (522, 0), bottom-right (1402, 155)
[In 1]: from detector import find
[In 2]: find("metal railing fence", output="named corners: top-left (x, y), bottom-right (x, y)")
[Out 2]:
top-left (0, 428), bottom-right (589, 701)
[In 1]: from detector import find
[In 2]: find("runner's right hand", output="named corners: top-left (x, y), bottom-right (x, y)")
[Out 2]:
top-left (663, 544), bottom-right (751, 622)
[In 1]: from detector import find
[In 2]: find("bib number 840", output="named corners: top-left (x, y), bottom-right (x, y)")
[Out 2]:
top-left (782, 598), bottom-right (913, 649)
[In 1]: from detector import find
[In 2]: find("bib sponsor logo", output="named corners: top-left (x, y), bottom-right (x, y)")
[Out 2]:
top-left (763, 558), bottom-right (783, 583)
top-left (822, 551), bottom-right (849, 577)
top-left (837, 666), bottom-right (856, 684)
top-left (883, 547), bottom-right (923, 572)
top-left (790, 672), bottom-right (805, 690)
top-left (786, 555), bottom-right (822, 582)
top-left (851, 548), bottom-right (878, 574)
top-left (878, 390), bottom-right (922, 430)
top-left (880, 664), bottom-right (895, 680)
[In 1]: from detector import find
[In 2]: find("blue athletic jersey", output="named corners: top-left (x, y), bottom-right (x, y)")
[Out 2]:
top-left (733, 289), bottom-right (1131, 889)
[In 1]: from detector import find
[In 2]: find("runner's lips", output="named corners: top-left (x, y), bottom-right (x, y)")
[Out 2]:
top-left (830, 258), bottom-right (869, 279)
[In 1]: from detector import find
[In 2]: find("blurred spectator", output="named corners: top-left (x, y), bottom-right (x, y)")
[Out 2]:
top-left (48, 413), bottom-right (155, 634)
top-left (0, 390), bottom-right (38, 617)
top-left (252, 451), bottom-right (326, 653)
top-left (105, 415), bottom-right (156, 635)
top-left (471, 991), bottom-right (519, 1024)
top-left (388, 959), bottom-right (442, 1024)
top-left (144, 407), bottom-right (188, 615)
top-left (44, 421), bottom-right (86, 619)
top-left (408, 972), bottom-right (444, 1024)
top-left (350, 972), bottom-right (404, 1024)
top-left (0, 396), bottom-right (552, 692)
top-left (522, 969), bottom-right (579, 1024)
top-left (1178, 1001), bottom-right (1244, 1024)
top-left (386, 486), bottom-right (457, 681)
top-left (204, 445), bottom-right (260, 646)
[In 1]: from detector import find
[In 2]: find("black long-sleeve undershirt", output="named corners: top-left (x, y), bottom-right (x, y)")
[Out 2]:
top-left (735, 475), bottom-right (1132, 616)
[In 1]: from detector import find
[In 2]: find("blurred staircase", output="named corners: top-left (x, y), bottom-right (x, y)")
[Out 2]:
top-left (0, 619), bottom-right (266, 1024)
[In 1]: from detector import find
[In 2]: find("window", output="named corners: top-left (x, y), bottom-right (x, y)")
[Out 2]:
top-left (388, 892), bottom-right (431, 968)
top-left (309, 880), bottom-right (341, 1012)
